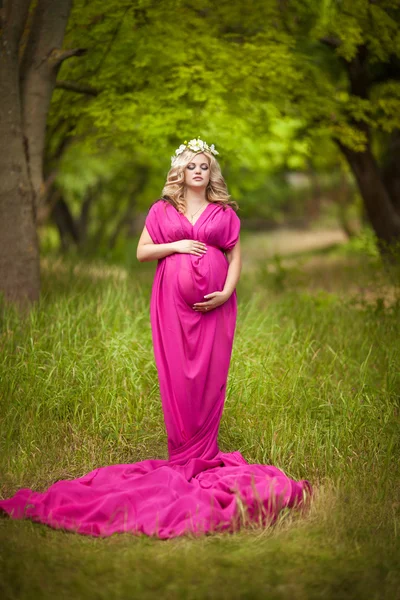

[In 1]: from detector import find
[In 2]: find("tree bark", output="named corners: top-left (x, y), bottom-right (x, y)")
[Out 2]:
top-left (0, 0), bottom-right (41, 307)
top-left (20, 0), bottom-right (73, 215)
top-left (51, 195), bottom-right (80, 252)
top-left (305, 167), bottom-right (322, 220)
top-left (337, 141), bottom-right (400, 252)
top-left (336, 170), bottom-right (357, 239)
top-left (78, 192), bottom-right (94, 251)
top-left (55, 79), bottom-right (98, 96)
top-left (382, 129), bottom-right (400, 215)
top-left (0, 0), bottom-right (73, 308)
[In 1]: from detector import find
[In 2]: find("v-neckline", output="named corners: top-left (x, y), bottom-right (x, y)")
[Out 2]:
top-left (179, 202), bottom-right (212, 228)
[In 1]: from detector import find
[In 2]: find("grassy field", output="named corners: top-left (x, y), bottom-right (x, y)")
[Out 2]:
top-left (1, 234), bottom-right (399, 600)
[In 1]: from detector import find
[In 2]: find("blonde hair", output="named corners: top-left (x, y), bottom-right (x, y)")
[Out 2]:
top-left (161, 148), bottom-right (239, 213)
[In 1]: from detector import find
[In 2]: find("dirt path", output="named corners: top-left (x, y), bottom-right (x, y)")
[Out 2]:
top-left (242, 227), bottom-right (348, 261)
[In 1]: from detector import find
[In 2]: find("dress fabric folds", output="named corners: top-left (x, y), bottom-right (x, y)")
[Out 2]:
top-left (0, 199), bottom-right (311, 539)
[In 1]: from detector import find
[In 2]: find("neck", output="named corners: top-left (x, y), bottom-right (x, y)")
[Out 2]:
top-left (184, 187), bottom-right (207, 208)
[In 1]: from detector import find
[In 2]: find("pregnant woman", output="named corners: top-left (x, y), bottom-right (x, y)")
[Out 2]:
top-left (0, 139), bottom-right (311, 538)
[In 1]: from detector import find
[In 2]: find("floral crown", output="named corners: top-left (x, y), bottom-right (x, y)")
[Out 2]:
top-left (171, 137), bottom-right (219, 166)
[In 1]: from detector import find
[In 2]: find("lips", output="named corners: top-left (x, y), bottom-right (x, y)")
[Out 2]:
top-left (193, 177), bottom-right (203, 181)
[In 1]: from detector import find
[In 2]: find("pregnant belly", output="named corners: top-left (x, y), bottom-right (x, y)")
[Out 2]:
top-left (175, 245), bottom-right (228, 306)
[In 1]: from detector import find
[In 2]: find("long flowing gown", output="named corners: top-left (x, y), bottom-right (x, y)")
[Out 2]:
top-left (0, 199), bottom-right (311, 538)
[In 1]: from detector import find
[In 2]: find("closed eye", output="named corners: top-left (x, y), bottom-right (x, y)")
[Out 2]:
top-left (187, 163), bottom-right (209, 170)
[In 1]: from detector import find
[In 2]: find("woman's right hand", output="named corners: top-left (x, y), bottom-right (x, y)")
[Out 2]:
top-left (173, 240), bottom-right (207, 257)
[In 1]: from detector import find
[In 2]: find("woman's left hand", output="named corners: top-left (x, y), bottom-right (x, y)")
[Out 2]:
top-left (193, 291), bottom-right (231, 312)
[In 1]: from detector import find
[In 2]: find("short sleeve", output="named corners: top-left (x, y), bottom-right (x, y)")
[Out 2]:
top-left (144, 200), bottom-right (164, 244)
top-left (220, 207), bottom-right (241, 251)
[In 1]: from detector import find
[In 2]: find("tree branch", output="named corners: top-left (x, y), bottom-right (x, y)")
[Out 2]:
top-left (345, 44), bottom-right (369, 99)
top-left (319, 36), bottom-right (341, 49)
top-left (91, 6), bottom-right (130, 76)
top-left (48, 47), bottom-right (87, 67)
top-left (55, 79), bottom-right (99, 96)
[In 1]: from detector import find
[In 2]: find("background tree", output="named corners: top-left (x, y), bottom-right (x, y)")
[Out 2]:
top-left (0, 0), bottom-right (78, 306)
top-left (221, 0), bottom-right (400, 253)
top-left (2, 0), bottom-right (399, 309)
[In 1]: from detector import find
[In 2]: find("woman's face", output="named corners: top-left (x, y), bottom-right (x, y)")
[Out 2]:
top-left (184, 153), bottom-right (210, 189)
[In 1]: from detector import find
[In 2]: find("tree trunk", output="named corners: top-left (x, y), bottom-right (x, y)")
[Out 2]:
top-left (336, 45), bottom-right (400, 257)
top-left (20, 0), bottom-right (73, 215)
top-left (336, 170), bottom-right (357, 239)
top-left (382, 129), bottom-right (400, 215)
top-left (0, 0), bottom-right (40, 307)
top-left (51, 195), bottom-right (80, 252)
top-left (305, 167), bottom-right (322, 220)
top-left (0, 0), bottom-right (73, 308)
top-left (337, 141), bottom-right (400, 255)
top-left (78, 192), bottom-right (94, 252)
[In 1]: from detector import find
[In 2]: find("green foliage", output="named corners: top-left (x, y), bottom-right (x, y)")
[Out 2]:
top-left (44, 0), bottom-right (400, 250)
top-left (336, 226), bottom-right (381, 258)
top-left (48, 1), bottom-right (323, 193)
top-left (52, 0), bottom-right (400, 158)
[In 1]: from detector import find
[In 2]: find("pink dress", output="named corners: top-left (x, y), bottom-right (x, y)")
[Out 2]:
top-left (0, 199), bottom-right (311, 538)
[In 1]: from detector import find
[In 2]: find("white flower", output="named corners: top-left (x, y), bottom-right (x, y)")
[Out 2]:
top-left (175, 144), bottom-right (186, 156)
top-left (172, 138), bottom-right (219, 161)
top-left (209, 144), bottom-right (219, 156)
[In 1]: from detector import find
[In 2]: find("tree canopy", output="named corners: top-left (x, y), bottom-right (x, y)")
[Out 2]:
top-left (48, 0), bottom-right (400, 241)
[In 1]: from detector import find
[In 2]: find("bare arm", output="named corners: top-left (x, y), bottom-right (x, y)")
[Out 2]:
top-left (222, 238), bottom-right (242, 297)
top-left (137, 225), bottom-right (176, 262)
top-left (136, 226), bottom-right (208, 262)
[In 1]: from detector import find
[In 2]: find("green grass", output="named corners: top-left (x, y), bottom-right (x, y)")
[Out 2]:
top-left (0, 245), bottom-right (399, 600)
